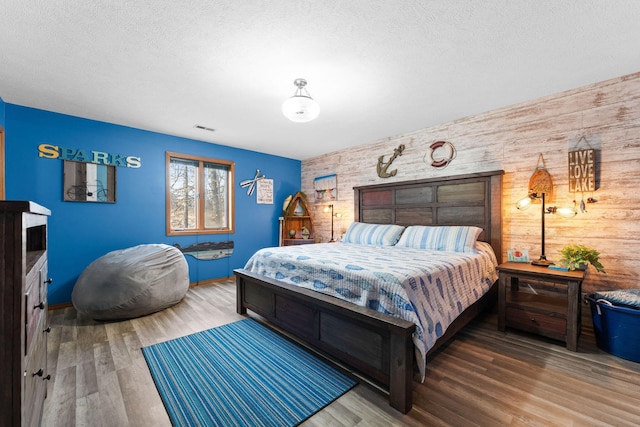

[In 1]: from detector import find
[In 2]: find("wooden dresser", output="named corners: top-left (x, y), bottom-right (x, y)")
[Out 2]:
top-left (0, 201), bottom-right (52, 427)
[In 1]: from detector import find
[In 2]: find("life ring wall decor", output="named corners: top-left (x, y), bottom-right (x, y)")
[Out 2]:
top-left (425, 140), bottom-right (456, 168)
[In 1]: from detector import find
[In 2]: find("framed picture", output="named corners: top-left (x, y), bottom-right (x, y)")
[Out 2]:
top-left (256, 179), bottom-right (273, 204)
top-left (63, 160), bottom-right (116, 203)
top-left (314, 174), bottom-right (337, 203)
top-left (507, 249), bottom-right (530, 263)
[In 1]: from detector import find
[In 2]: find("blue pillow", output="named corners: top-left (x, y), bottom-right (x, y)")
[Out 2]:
top-left (341, 222), bottom-right (405, 246)
top-left (395, 225), bottom-right (482, 253)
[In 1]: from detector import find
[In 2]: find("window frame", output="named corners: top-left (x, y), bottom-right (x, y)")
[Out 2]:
top-left (166, 151), bottom-right (235, 236)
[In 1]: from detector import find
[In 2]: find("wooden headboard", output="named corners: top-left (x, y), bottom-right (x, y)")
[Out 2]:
top-left (354, 170), bottom-right (504, 262)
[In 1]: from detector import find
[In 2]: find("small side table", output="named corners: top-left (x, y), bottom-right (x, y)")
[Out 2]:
top-left (497, 262), bottom-right (587, 351)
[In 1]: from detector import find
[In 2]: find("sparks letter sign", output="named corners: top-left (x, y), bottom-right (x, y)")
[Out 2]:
top-left (38, 143), bottom-right (141, 168)
top-left (568, 149), bottom-right (595, 192)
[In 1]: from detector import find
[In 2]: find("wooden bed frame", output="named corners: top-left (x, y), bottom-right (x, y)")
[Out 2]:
top-left (235, 170), bottom-right (503, 413)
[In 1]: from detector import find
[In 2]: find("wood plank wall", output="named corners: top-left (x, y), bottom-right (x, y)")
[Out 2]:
top-left (302, 71), bottom-right (640, 293)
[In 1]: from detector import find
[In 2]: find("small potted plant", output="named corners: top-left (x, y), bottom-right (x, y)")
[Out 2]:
top-left (558, 244), bottom-right (605, 273)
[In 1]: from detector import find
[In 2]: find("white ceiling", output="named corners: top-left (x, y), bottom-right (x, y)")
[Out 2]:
top-left (1, 1), bottom-right (639, 160)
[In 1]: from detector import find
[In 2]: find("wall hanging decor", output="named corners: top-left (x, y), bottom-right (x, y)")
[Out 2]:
top-left (173, 241), bottom-right (234, 260)
top-left (528, 153), bottom-right (554, 202)
top-left (568, 136), bottom-right (598, 212)
top-left (568, 136), bottom-right (596, 193)
top-left (425, 140), bottom-right (456, 168)
top-left (314, 174), bottom-right (337, 202)
top-left (376, 144), bottom-right (405, 178)
top-left (63, 160), bottom-right (116, 203)
top-left (239, 169), bottom-right (264, 196)
top-left (39, 143), bottom-right (141, 168)
top-left (256, 178), bottom-right (273, 204)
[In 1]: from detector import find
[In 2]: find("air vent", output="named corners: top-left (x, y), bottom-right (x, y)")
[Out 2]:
top-left (194, 124), bottom-right (215, 132)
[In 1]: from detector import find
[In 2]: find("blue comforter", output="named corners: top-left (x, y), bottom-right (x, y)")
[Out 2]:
top-left (244, 241), bottom-right (498, 379)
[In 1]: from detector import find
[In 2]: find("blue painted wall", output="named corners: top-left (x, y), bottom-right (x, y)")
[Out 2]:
top-left (4, 104), bottom-right (301, 305)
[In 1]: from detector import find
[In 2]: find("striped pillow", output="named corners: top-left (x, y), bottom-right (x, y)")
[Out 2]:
top-left (341, 222), bottom-right (405, 246)
top-left (395, 226), bottom-right (483, 253)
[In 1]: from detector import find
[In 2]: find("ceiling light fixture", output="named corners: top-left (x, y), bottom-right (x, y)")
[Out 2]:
top-left (282, 78), bottom-right (320, 123)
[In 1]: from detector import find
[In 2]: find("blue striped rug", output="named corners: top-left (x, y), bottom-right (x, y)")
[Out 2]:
top-left (142, 318), bottom-right (357, 426)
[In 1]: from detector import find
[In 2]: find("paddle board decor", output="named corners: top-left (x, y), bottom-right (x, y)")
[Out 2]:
top-left (529, 154), bottom-right (554, 201)
top-left (173, 241), bottom-right (234, 260)
top-left (377, 144), bottom-right (405, 178)
top-left (426, 140), bottom-right (456, 168)
top-left (282, 194), bottom-right (293, 214)
top-left (240, 169), bottom-right (265, 196)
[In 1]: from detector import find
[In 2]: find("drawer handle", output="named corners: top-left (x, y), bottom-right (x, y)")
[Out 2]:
top-left (33, 369), bottom-right (44, 377)
top-left (44, 375), bottom-right (51, 381)
top-left (44, 326), bottom-right (51, 333)
top-left (34, 302), bottom-right (45, 310)
top-left (530, 317), bottom-right (537, 323)
top-left (45, 278), bottom-right (53, 284)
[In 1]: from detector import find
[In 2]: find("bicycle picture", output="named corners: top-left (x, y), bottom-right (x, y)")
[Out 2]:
top-left (65, 180), bottom-right (111, 202)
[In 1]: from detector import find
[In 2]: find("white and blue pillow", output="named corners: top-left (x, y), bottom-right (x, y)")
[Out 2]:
top-left (395, 225), bottom-right (483, 253)
top-left (341, 222), bottom-right (405, 246)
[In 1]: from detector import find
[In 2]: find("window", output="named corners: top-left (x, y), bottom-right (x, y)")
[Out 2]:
top-left (166, 152), bottom-right (234, 235)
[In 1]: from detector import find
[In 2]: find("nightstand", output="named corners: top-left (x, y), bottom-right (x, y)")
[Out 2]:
top-left (497, 262), bottom-right (587, 351)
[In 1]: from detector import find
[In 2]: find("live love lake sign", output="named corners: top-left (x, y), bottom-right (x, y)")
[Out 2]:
top-left (568, 148), bottom-right (595, 192)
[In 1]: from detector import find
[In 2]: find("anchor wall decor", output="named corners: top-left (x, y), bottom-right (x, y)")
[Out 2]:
top-left (376, 144), bottom-right (405, 178)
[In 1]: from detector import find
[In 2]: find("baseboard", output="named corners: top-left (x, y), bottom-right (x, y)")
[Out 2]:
top-left (189, 276), bottom-right (235, 287)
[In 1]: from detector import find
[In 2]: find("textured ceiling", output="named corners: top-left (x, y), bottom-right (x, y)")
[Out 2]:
top-left (1, 1), bottom-right (639, 160)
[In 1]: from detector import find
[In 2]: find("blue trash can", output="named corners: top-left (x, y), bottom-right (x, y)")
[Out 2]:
top-left (587, 291), bottom-right (640, 363)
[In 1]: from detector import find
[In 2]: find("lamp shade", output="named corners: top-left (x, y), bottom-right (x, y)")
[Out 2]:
top-left (282, 78), bottom-right (320, 123)
top-left (554, 206), bottom-right (578, 218)
top-left (516, 194), bottom-right (534, 210)
top-left (282, 95), bottom-right (320, 123)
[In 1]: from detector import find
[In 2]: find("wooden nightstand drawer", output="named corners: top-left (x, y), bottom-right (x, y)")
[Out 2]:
top-left (506, 306), bottom-right (566, 340)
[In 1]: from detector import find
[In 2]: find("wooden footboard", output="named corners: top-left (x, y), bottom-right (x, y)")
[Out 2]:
top-left (234, 268), bottom-right (416, 413)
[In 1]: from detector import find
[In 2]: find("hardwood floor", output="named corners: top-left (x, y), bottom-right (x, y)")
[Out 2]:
top-left (42, 279), bottom-right (640, 426)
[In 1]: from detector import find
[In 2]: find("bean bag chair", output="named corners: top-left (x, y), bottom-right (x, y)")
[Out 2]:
top-left (72, 244), bottom-right (189, 320)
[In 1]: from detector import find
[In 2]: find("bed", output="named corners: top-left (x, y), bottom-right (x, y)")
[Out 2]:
top-left (234, 170), bottom-right (503, 413)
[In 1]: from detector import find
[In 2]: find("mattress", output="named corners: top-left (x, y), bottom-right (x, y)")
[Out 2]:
top-left (244, 241), bottom-right (498, 378)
